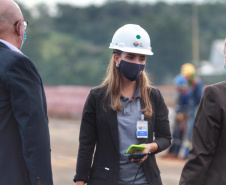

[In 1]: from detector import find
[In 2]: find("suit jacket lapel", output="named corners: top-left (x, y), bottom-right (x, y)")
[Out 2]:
top-left (106, 107), bottom-right (119, 152)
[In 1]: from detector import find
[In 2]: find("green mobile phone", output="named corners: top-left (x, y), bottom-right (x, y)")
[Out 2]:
top-left (126, 144), bottom-right (146, 154)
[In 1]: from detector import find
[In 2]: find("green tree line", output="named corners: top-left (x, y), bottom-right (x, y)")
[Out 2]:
top-left (17, 1), bottom-right (226, 86)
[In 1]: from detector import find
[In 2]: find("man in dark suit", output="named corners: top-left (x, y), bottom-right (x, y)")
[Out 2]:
top-left (179, 40), bottom-right (226, 185)
top-left (0, 0), bottom-right (53, 184)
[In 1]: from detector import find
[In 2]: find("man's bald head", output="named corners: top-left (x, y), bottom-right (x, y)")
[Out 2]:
top-left (0, 0), bottom-right (23, 31)
top-left (0, 0), bottom-right (24, 48)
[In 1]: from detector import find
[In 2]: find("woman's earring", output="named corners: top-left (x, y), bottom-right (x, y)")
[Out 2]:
top-left (116, 63), bottom-right (119, 67)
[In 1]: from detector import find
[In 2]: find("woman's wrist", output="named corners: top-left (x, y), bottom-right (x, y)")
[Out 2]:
top-left (140, 142), bottom-right (158, 154)
top-left (76, 181), bottom-right (85, 185)
top-left (147, 142), bottom-right (158, 153)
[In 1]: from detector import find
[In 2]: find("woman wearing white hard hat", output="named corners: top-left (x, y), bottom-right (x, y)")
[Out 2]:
top-left (74, 24), bottom-right (171, 185)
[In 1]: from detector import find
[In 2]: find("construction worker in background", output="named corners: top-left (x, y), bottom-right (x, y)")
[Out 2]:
top-left (180, 63), bottom-right (203, 158)
top-left (166, 74), bottom-right (189, 158)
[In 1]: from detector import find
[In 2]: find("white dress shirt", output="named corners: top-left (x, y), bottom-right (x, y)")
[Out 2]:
top-left (0, 39), bottom-right (23, 54)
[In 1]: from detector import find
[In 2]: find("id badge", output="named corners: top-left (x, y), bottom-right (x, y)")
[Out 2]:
top-left (137, 116), bottom-right (148, 138)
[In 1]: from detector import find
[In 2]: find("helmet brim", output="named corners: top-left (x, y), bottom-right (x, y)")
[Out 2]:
top-left (109, 46), bottom-right (153, 56)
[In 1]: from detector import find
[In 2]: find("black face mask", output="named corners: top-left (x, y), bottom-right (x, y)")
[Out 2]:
top-left (118, 60), bottom-right (145, 81)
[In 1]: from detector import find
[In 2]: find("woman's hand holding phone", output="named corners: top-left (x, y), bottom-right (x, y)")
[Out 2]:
top-left (129, 143), bottom-right (158, 164)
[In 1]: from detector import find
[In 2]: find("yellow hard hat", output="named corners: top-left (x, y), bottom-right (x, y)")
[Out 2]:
top-left (181, 63), bottom-right (196, 77)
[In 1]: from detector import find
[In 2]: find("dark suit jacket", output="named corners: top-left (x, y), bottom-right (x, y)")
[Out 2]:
top-left (180, 81), bottom-right (226, 185)
top-left (74, 85), bottom-right (171, 185)
top-left (0, 42), bottom-right (53, 185)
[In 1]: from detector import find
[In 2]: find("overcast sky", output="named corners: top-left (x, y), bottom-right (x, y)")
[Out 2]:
top-left (16, 0), bottom-right (207, 8)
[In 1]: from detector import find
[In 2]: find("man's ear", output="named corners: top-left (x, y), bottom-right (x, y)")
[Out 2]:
top-left (15, 20), bottom-right (23, 37)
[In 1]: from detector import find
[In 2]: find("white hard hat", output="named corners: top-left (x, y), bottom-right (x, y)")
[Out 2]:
top-left (109, 24), bottom-right (153, 55)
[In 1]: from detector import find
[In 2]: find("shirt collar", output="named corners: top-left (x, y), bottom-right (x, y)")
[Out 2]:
top-left (0, 39), bottom-right (23, 54)
top-left (120, 83), bottom-right (141, 101)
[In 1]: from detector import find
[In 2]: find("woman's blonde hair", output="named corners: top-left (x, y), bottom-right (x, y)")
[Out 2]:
top-left (100, 50), bottom-right (153, 117)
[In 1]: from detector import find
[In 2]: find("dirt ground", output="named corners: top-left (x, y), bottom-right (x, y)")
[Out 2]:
top-left (50, 118), bottom-right (185, 185)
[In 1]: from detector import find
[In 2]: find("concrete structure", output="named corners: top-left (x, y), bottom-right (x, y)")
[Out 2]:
top-left (198, 39), bottom-right (225, 76)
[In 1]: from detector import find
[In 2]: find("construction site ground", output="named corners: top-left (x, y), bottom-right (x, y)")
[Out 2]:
top-left (50, 118), bottom-right (185, 185)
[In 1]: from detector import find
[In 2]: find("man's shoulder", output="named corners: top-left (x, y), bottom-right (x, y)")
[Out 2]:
top-left (0, 46), bottom-right (25, 59)
top-left (203, 81), bottom-right (226, 103)
top-left (212, 81), bottom-right (226, 88)
top-left (205, 81), bottom-right (226, 92)
top-left (0, 47), bottom-right (33, 70)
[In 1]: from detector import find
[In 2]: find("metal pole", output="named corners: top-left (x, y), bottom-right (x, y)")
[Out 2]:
top-left (192, 0), bottom-right (199, 68)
